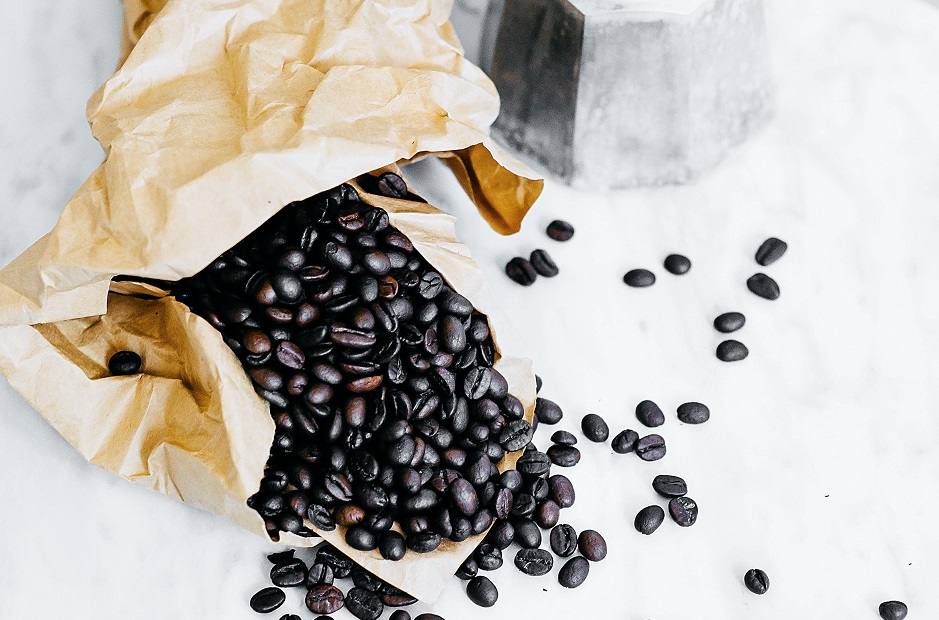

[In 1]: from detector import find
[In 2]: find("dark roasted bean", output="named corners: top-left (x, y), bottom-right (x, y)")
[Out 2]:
top-left (346, 525), bottom-right (378, 551)
top-left (546, 219), bottom-right (574, 241)
top-left (267, 549), bottom-right (295, 564)
top-left (714, 311), bottom-right (746, 333)
top-left (548, 474), bottom-right (575, 508)
top-left (612, 429), bottom-right (640, 454)
top-left (380, 584), bottom-right (418, 607)
top-left (514, 548), bottom-right (554, 576)
top-left (744, 568), bottom-right (770, 595)
top-left (577, 529), bottom-right (607, 562)
top-left (407, 532), bottom-right (442, 553)
top-left (581, 413), bottom-right (609, 442)
top-left (550, 524), bottom-right (578, 557)
top-left (547, 444), bottom-right (581, 467)
top-left (550, 430), bottom-right (577, 445)
top-left (534, 499), bottom-right (560, 528)
top-left (717, 339), bottom-right (749, 362)
top-left (529, 249), bottom-right (559, 277)
top-left (485, 519), bottom-right (515, 549)
top-left (623, 269), bottom-right (655, 287)
top-left (513, 518), bottom-right (542, 548)
top-left (378, 531), bottom-right (407, 561)
top-left (653, 474), bottom-right (688, 498)
top-left (345, 588), bottom-right (384, 620)
top-left (755, 237), bottom-right (787, 266)
top-left (316, 546), bottom-right (353, 578)
top-left (505, 257), bottom-right (537, 286)
top-left (878, 601), bottom-right (909, 620)
top-left (747, 272), bottom-right (780, 300)
top-left (449, 478), bottom-right (480, 516)
top-left (635, 505), bottom-right (665, 535)
top-left (663, 253), bottom-right (692, 275)
top-left (499, 419), bottom-right (534, 452)
top-left (668, 496), bottom-right (699, 526)
top-left (534, 397), bottom-right (563, 424)
top-left (516, 450), bottom-right (551, 476)
top-left (306, 562), bottom-right (334, 588)
top-left (250, 587), bottom-right (286, 613)
top-left (636, 434), bottom-right (667, 461)
top-left (306, 585), bottom-right (345, 615)
top-left (108, 350), bottom-right (141, 375)
top-left (474, 543), bottom-right (503, 570)
top-left (414, 615), bottom-right (444, 620)
top-left (390, 612), bottom-right (412, 620)
top-left (466, 576), bottom-right (498, 608)
top-left (635, 400), bottom-right (665, 427)
top-left (456, 556), bottom-right (479, 580)
top-left (463, 367), bottom-right (492, 399)
top-left (558, 556), bottom-right (590, 588)
top-left (677, 401), bottom-right (710, 424)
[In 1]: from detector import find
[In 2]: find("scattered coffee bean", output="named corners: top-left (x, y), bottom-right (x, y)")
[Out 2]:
top-left (551, 430), bottom-right (577, 445)
top-left (747, 273), bottom-right (780, 300)
top-left (514, 518), bottom-right (543, 548)
top-left (663, 254), bottom-right (691, 275)
top-left (581, 413), bottom-right (609, 442)
top-left (577, 530), bottom-right (607, 562)
top-left (635, 400), bottom-right (665, 428)
top-left (636, 434), bottom-right (666, 461)
top-left (474, 543), bottom-right (504, 571)
top-left (548, 474), bottom-right (575, 508)
top-left (250, 587), bottom-right (286, 613)
top-left (755, 237), bottom-right (787, 266)
top-left (534, 499), bottom-right (560, 528)
top-left (623, 269), bottom-right (655, 288)
top-left (466, 575), bottom-right (499, 607)
top-left (267, 550), bottom-right (295, 564)
top-left (530, 249), bottom-right (559, 277)
top-left (744, 568), bottom-right (770, 595)
top-left (652, 474), bottom-right (687, 498)
top-left (547, 444), bottom-right (581, 467)
top-left (677, 402), bottom-right (710, 424)
top-left (535, 397), bottom-right (563, 424)
top-left (379, 585), bottom-right (418, 608)
top-left (279, 615), bottom-right (301, 620)
top-left (668, 496), bottom-right (699, 527)
top-left (558, 556), bottom-right (590, 588)
top-left (306, 563), bottom-right (334, 587)
top-left (344, 588), bottom-right (384, 620)
top-left (306, 585), bottom-right (345, 615)
top-left (377, 173), bottom-right (409, 199)
top-left (514, 548), bottom-right (554, 576)
top-left (546, 220), bottom-right (575, 241)
top-left (550, 524), bottom-right (578, 557)
top-left (415, 615), bottom-right (445, 620)
top-left (506, 257), bottom-right (538, 286)
top-left (717, 339), bottom-right (748, 362)
top-left (270, 558), bottom-right (308, 587)
top-left (390, 612), bottom-right (412, 620)
top-left (713, 312), bottom-right (746, 333)
top-left (456, 556), bottom-right (479, 580)
top-left (108, 350), bottom-right (141, 375)
top-left (879, 601), bottom-right (909, 620)
top-left (612, 429), bottom-right (640, 454)
top-left (634, 505), bottom-right (665, 535)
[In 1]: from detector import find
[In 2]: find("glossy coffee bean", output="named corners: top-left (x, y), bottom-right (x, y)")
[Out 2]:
top-left (270, 558), bottom-right (307, 587)
top-left (517, 450), bottom-right (551, 476)
top-left (548, 474), bottom-right (575, 508)
top-left (345, 588), bottom-right (384, 620)
top-left (513, 518), bottom-right (543, 549)
top-left (663, 254), bottom-right (691, 275)
top-left (577, 530), bottom-right (607, 562)
top-left (390, 612), bottom-right (413, 620)
top-left (652, 474), bottom-right (688, 498)
top-left (581, 413), bottom-right (609, 442)
top-left (456, 556), bottom-right (479, 580)
top-left (879, 601), bottom-right (909, 620)
top-left (378, 531), bottom-right (407, 561)
top-left (515, 548), bottom-right (554, 576)
top-left (717, 339), bottom-right (748, 362)
top-left (636, 434), bottom-right (666, 461)
top-left (635, 400), bottom-right (665, 427)
top-left (466, 576), bottom-right (499, 607)
top-left (623, 269), bottom-right (655, 287)
top-left (346, 525), bottom-right (378, 551)
top-left (755, 237), bottom-right (787, 266)
top-left (530, 249), bottom-right (559, 277)
top-left (474, 543), bottom-right (503, 570)
top-left (506, 257), bottom-right (537, 286)
top-left (316, 546), bottom-right (353, 578)
top-left (546, 220), bottom-right (574, 241)
top-left (534, 499), bottom-right (560, 528)
top-left (550, 524), bottom-right (578, 557)
top-left (677, 402), bottom-right (710, 424)
top-left (278, 615), bottom-right (301, 620)
top-left (407, 532), bottom-right (442, 553)
top-left (535, 397), bottom-right (563, 424)
top-left (547, 444), bottom-right (581, 467)
top-left (714, 311), bottom-right (746, 333)
top-left (612, 429), bottom-right (640, 454)
top-left (306, 585), bottom-right (345, 614)
top-left (744, 568), bottom-right (770, 595)
top-left (669, 496), bottom-right (699, 527)
top-left (550, 430), bottom-right (577, 445)
top-left (108, 350), bottom-right (142, 375)
top-left (558, 556), bottom-right (590, 588)
top-left (414, 615), bottom-right (445, 620)
top-left (747, 273), bottom-right (780, 300)
top-left (267, 550), bottom-right (295, 564)
top-left (306, 563), bottom-right (334, 587)
top-left (250, 587), bottom-right (286, 613)
top-left (380, 584), bottom-right (418, 607)
top-left (635, 505), bottom-right (665, 535)
top-left (500, 419), bottom-right (534, 452)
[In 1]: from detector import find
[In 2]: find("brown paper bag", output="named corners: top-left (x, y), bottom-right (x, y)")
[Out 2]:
top-left (0, 0), bottom-right (541, 603)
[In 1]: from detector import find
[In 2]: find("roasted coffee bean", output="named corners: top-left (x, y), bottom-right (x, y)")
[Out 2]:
top-left (108, 350), bottom-right (141, 375)
top-left (379, 584), bottom-right (418, 607)
top-left (879, 601), bottom-right (909, 620)
top-left (717, 339), bottom-right (749, 362)
top-left (623, 269), bottom-right (655, 287)
top-left (755, 237), bottom-right (787, 266)
top-left (546, 219), bottom-right (574, 241)
top-left (510, 492), bottom-right (536, 518)
top-left (279, 615), bottom-right (301, 620)
top-left (485, 519), bottom-right (515, 549)
top-left (514, 548), bottom-right (554, 576)
top-left (551, 430), bottom-right (577, 446)
top-left (505, 257), bottom-right (537, 286)
top-left (714, 311), bottom-right (746, 333)
top-left (250, 587), bottom-right (286, 613)
top-left (525, 477), bottom-right (549, 502)
top-left (466, 576), bottom-right (498, 608)
top-left (346, 525), bottom-right (379, 551)
top-left (306, 563), bottom-right (334, 587)
top-left (744, 568), bottom-right (770, 595)
top-left (456, 556), bottom-right (479, 580)
top-left (517, 450), bottom-right (551, 476)
top-left (316, 546), bottom-right (353, 578)
top-left (550, 524), bottom-right (577, 557)
top-left (407, 532), bottom-right (442, 553)
top-left (677, 401), bottom-right (710, 424)
top-left (463, 367), bottom-right (492, 399)
top-left (558, 556), bottom-right (590, 588)
top-left (612, 429), bottom-right (640, 454)
top-left (547, 444), bottom-right (581, 467)
top-left (378, 531), bottom-right (406, 561)
top-left (669, 496), bottom-right (699, 526)
top-left (513, 518), bottom-right (542, 548)
top-left (635, 434), bottom-right (666, 461)
top-left (534, 499), bottom-right (560, 528)
top-left (271, 558), bottom-right (308, 587)
top-left (414, 614), bottom-right (444, 620)
top-left (267, 549), bottom-right (295, 564)
top-left (530, 249), bottom-right (559, 277)
top-left (499, 419), bottom-right (534, 452)
top-left (390, 612), bottom-right (412, 620)
top-left (663, 253), bottom-right (691, 275)
top-left (306, 585), bottom-right (345, 615)
top-left (581, 413), bottom-right (609, 442)
top-left (747, 272), bottom-right (780, 300)
top-left (474, 543), bottom-right (503, 570)
top-left (376, 172), bottom-right (408, 198)
top-left (449, 478), bottom-right (480, 516)
top-left (548, 474), bottom-right (575, 508)
top-left (535, 397), bottom-right (563, 424)
top-left (652, 474), bottom-right (688, 498)
top-left (635, 400), bottom-right (665, 428)
top-left (635, 505), bottom-right (665, 535)
top-left (577, 529), bottom-right (607, 562)
top-left (345, 588), bottom-right (384, 620)
top-left (472, 509), bottom-right (495, 534)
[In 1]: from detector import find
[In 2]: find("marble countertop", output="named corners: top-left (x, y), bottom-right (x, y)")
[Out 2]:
top-left (2, 0), bottom-right (939, 618)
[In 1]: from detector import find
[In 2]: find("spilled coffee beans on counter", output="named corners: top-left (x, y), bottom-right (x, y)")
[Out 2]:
top-left (623, 268), bottom-right (656, 288)
top-left (663, 254), bottom-right (692, 275)
top-left (716, 339), bottom-right (749, 362)
top-left (755, 237), bottom-right (787, 267)
top-left (168, 178), bottom-right (536, 557)
top-left (747, 273), bottom-right (780, 300)
top-left (529, 249), bottom-right (559, 277)
top-left (581, 414), bottom-right (609, 442)
top-left (668, 496), bottom-right (699, 527)
top-left (635, 400), bottom-right (665, 428)
top-left (677, 402), bottom-right (710, 425)
top-left (250, 587), bottom-right (286, 613)
top-left (506, 257), bottom-right (538, 286)
top-left (634, 505), bottom-right (665, 535)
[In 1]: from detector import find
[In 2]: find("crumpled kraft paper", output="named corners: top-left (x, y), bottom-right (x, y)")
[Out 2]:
top-left (0, 0), bottom-right (540, 603)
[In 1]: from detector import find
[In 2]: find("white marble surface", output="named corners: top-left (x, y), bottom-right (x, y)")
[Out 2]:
top-left (2, 0), bottom-right (939, 618)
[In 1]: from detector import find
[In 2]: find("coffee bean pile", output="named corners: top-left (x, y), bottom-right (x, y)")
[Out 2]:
top-left (504, 220), bottom-right (572, 286)
top-left (168, 176), bottom-right (539, 559)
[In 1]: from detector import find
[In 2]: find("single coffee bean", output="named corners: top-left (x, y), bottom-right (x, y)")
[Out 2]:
top-left (550, 430), bottom-right (577, 446)
top-left (516, 450), bottom-right (551, 476)
top-left (550, 524), bottom-right (578, 557)
top-left (376, 172), bottom-right (408, 198)
top-left (547, 444), bottom-right (581, 467)
top-left (578, 530), bottom-right (607, 562)
top-left (345, 587), bottom-right (384, 620)
top-left (612, 429), bottom-right (640, 454)
top-left (407, 532), bottom-right (442, 553)
top-left (623, 269), bottom-right (655, 287)
top-left (390, 612), bottom-right (412, 620)
top-left (514, 548), bottom-right (554, 576)
top-left (663, 254), bottom-right (691, 275)
top-left (505, 257), bottom-right (538, 286)
top-left (744, 568), bottom-right (770, 595)
top-left (652, 474), bottom-right (688, 498)
top-left (108, 350), bottom-right (142, 375)
top-left (717, 339), bottom-right (749, 362)
top-left (548, 474), bottom-right (575, 508)
top-left (636, 434), bottom-right (666, 461)
top-left (546, 219), bottom-right (574, 241)
top-left (306, 563), bottom-right (334, 587)
top-left (456, 556), bottom-right (478, 580)
top-left (414, 615), bottom-right (445, 620)
top-left (635, 400), bottom-right (665, 428)
top-left (714, 311), bottom-right (746, 333)
top-left (747, 273), bottom-right (780, 300)
top-left (308, 504), bottom-right (337, 531)
top-left (316, 546), bottom-right (353, 578)
top-left (530, 249), bottom-right (559, 277)
top-left (499, 419), bottom-right (534, 452)
top-left (378, 531), bottom-right (406, 561)
top-left (250, 587), bottom-right (286, 613)
top-left (668, 496), bottom-right (699, 527)
top-left (677, 402), bottom-right (710, 424)
top-left (755, 237), bottom-right (787, 266)
top-left (380, 584), bottom-right (418, 607)
top-left (267, 550), bottom-right (295, 564)
top-left (474, 543), bottom-right (504, 571)
top-left (558, 556), bottom-right (590, 588)
top-left (534, 499), bottom-right (560, 528)
top-left (306, 585), bottom-right (345, 615)
top-left (535, 397), bottom-right (563, 424)
top-left (634, 505), bottom-right (665, 535)
top-left (581, 413), bottom-right (609, 442)
top-left (466, 576), bottom-right (498, 607)
top-left (513, 518), bottom-right (543, 548)
top-left (535, 374), bottom-right (543, 392)
top-left (346, 525), bottom-right (378, 551)
top-left (879, 601), bottom-right (909, 620)
top-left (279, 615), bottom-right (301, 620)
top-left (270, 558), bottom-right (308, 587)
